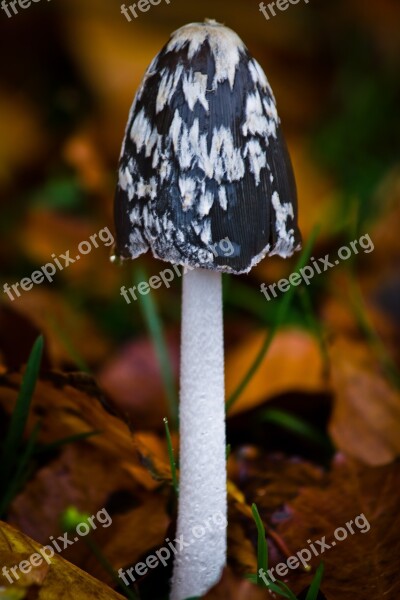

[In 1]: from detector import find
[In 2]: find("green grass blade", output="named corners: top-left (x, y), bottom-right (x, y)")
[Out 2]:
top-left (297, 286), bottom-right (329, 374)
top-left (260, 409), bottom-right (332, 450)
top-left (272, 580), bottom-right (298, 600)
top-left (305, 563), bottom-right (325, 600)
top-left (225, 278), bottom-right (274, 324)
top-left (47, 316), bottom-right (91, 373)
top-left (251, 503), bottom-right (268, 583)
top-left (246, 571), bottom-right (297, 598)
top-left (85, 537), bottom-right (139, 600)
top-left (134, 267), bottom-right (178, 429)
top-left (163, 417), bottom-right (178, 495)
top-left (350, 279), bottom-right (400, 388)
top-left (0, 422), bottom-right (41, 517)
top-left (0, 335), bottom-right (44, 484)
top-left (226, 226), bottom-right (320, 412)
top-left (250, 503), bottom-right (296, 598)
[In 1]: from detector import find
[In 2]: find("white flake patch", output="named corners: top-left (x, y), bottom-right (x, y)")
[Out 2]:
top-left (145, 127), bottom-right (159, 157)
top-left (263, 97), bottom-right (279, 129)
top-left (119, 165), bottom-right (133, 191)
top-left (135, 177), bottom-right (158, 200)
top-left (128, 229), bottom-right (147, 252)
top-left (179, 177), bottom-right (197, 211)
top-left (249, 58), bottom-right (269, 90)
top-left (244, 140), bottom-right (267, 185)
top-left (129, 205), bottom-right (141, 225)
top-left (182, 71), bottom-right (209, 111)
top-left (270, 191), bottom-right (295, 257)
top-left (166, 21), bottom-right (245, 89)
top-left (200, 126), bottom-right (245, 182)
top-left (130, 108), bottom-right (160, 156)
top-left (176, 230), bottom-right (185, 243)
top-left (156, 65), bottom-right (184, 114)
top-left (119, 159), bottom-right (138, 200)
top-left (169, 115), bottom-right (245, 183)
top-left (219, 187), bottom-right (228, 210)
top-left (151, 135), bottom-right (164, 169)
top-left (242, 92), bottom-right (276, 138)
top-left (198, 191), bottom-right (214, 217)
top-left (179, 124), bottom-right (194, 170)
top-left (170, 109), bottom-right (184, 154)
top-left (159, 159), bottom-right (172, 182)
top-left (199, 219), bottom-right (212, 244)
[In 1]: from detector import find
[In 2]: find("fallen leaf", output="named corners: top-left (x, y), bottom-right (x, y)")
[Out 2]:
top-left (0, 520), bottom-right (124, 599)
top-left (2, 290), bottom-right (110, 368)
top-left (84, 496), bottom-right (170, 584)
top-left (0, 370), bottom-right (172, 559)
top-left (98, 333), bottom-right (180, 430)
top-left (274, 456), bottom-right (400, 599)
top-left (226, 328), bottom-right (328, 416)
top-left (329, 337), bottom-right (400, 465)
top-left (17, 210), bottom-right (120, 297)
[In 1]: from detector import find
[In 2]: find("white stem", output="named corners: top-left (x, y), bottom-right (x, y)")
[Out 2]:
top-left (170, 268), bottom-right (227, 600)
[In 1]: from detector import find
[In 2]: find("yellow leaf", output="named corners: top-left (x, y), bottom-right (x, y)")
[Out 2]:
top-left (226, 328), bottom-right (328, 416)
top-left (0, 521), bottom-right (124, 599)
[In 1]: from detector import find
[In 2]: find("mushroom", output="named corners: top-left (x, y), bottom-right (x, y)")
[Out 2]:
top-left (113, 19), bottom-right (301, 600)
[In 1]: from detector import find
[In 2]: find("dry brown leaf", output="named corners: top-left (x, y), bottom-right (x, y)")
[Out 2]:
top-left (98, 333), bottom-right (180, 430)
top-left (275, 456), bottom-right (400, 599)
top-left (83, 496), bottom-right (169, 583)
top-left (0, 371), bottom-right (171, 539)
top-left (226, 328), bottom-right (328, 416)
top-left (17, 210), bottom-right (120, 297)
top-left (226, 481), bottom-right (258, 575)
top-left (0, 520), bottom-right (124, 599)
top-left (227, 451), bottom-right (326, 572)
top-left (0, 370), bottom-right (173, 586)
top-left (2, 291), bottom-right (110, 368)
top-left (329, 337), bottom-right (400, 466)
top-left (227, 451), bottom-right (400, 598)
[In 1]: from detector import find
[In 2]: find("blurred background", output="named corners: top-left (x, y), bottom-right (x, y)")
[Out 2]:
top-left (0, 0), bottom-right (400, 598)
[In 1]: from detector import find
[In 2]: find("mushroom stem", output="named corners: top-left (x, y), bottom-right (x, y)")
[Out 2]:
top-left (171, 267), bottom-right (227, 600)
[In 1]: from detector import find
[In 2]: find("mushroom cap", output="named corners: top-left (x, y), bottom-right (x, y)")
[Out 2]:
top-left (114, 20), bottom-right (301, 274)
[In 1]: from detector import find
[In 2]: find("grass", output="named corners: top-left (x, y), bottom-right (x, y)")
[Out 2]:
top-left (164, 417), bottom-right (179, 496)
top-left (47, 314), bottom-right (91, 373)
top-left (226, 225), bottom-right (320, 412)
top-left (260, 408), bottom-right (332, 452)
top-left (350, 278), bottom-right (400, 389)
top-left (134, 267), bottom-right (179, 430)
top-left (248, 503), bottom-right (325, 599)
top-left (0, 335), bottom-right (44, 517)
top-left (0, 336), bottom-right (100, 518)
